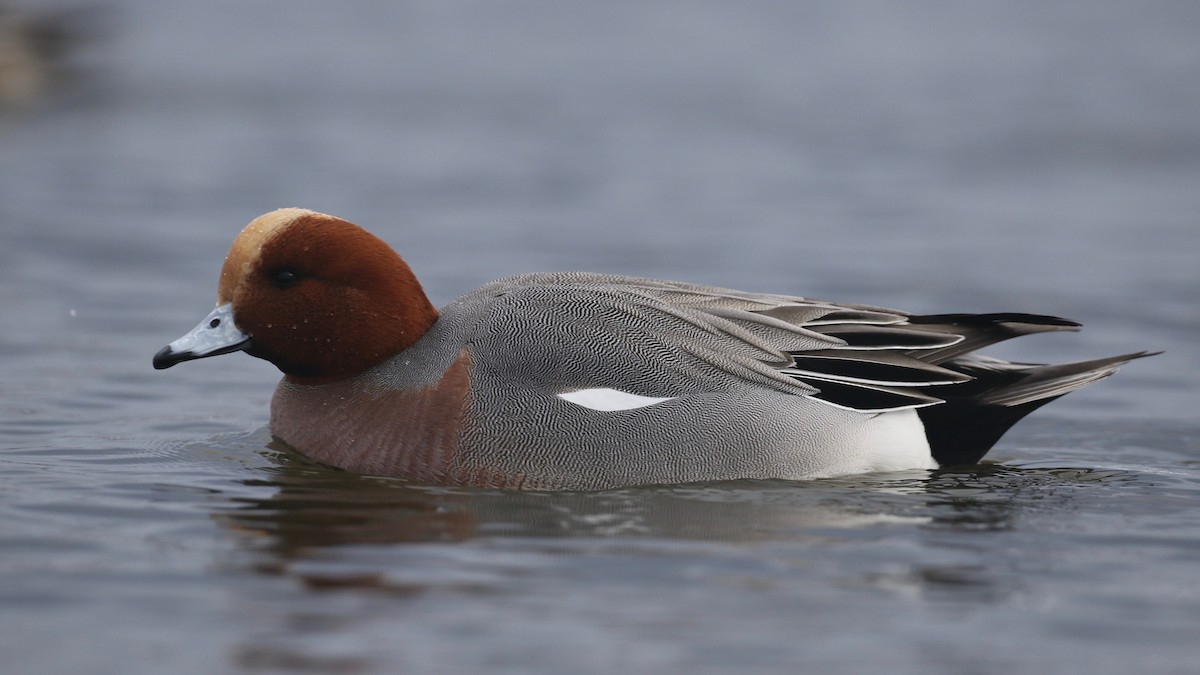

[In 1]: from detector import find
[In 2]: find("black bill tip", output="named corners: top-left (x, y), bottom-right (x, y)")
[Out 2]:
top-left (153, 345), bottom-right (187, 370)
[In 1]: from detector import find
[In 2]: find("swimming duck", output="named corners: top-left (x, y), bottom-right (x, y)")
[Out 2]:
top-left (154, 208), bottom-right (1153, 490)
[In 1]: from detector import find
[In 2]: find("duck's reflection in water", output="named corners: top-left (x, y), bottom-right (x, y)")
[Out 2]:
top-left (214, 440), bottom-right (1128, 671)
top-left (218, 442), bottom-right (940, 557)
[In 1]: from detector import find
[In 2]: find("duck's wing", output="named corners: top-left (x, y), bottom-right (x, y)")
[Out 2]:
top-left (454, 275), bottom-right (915, 411)
top-left (461, 274), bottom-right (836, 400)
top-left (461, 273), bottom-right (1151, 417)
top-left (452, 273), bottom-right (1155, 468)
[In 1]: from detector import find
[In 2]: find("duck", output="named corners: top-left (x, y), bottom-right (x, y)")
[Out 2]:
top-left (153, 208), bottom-right (1155, 490)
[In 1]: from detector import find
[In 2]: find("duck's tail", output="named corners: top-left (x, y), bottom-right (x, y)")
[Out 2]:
top-left (917, 351), bottom-right (1159, 466)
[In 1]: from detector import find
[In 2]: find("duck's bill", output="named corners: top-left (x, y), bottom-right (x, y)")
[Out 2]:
top-left (153, 303), bottom-right (251, 370)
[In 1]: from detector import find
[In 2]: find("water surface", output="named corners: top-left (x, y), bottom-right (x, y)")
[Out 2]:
top-left (2, 2), bottom-right (1199, 673)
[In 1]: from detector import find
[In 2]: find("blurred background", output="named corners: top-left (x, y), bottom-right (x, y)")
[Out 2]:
top-left (1, 1), bottom-right (1198, 673)
top-left (2, 0), bottom-right (1196, 422)
top-left (3, 0), bottom-right (1198, 385)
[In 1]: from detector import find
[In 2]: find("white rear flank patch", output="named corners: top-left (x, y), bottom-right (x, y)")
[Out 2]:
top-left (557, 388), bottom-right (676, 412)
top-left (861, 409), bottom-right (936, 472)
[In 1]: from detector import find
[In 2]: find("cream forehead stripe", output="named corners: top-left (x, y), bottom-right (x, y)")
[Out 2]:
top-left (217, 208), bottom-right (329, 303)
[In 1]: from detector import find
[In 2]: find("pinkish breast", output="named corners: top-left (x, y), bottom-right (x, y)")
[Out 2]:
top-left (269, 350), bottom-right (500, 484)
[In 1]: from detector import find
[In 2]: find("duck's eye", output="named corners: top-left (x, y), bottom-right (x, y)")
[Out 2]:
top-left (269, 267), bottom-right (300, 289)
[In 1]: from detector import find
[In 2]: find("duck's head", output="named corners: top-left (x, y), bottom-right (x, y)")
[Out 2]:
top-left (153, 208), bottom-right (438, 382)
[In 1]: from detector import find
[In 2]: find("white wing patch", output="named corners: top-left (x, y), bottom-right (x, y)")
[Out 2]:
top-left (557, 388), bottom-right (676, 412)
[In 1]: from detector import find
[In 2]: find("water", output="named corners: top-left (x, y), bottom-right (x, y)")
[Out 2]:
top-left (2, 1), bottom-right (1199, 673)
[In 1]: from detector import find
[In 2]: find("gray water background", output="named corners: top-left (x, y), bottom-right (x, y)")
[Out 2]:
top-left (2, 1), bottom-right (1199, 673)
